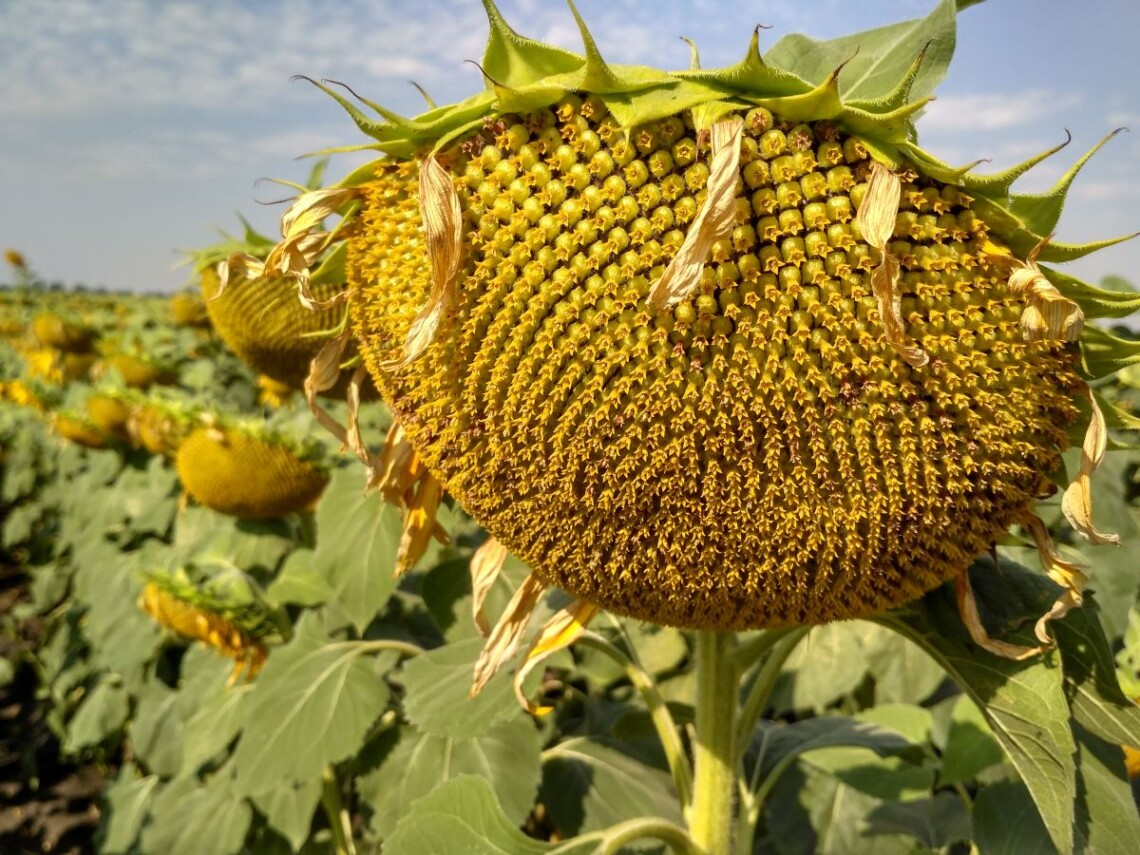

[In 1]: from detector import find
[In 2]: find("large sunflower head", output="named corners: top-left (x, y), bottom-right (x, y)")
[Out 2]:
top-left (267, 1), bottom-right (1138, 648)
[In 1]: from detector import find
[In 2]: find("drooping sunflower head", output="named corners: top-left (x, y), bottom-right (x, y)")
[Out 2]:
top-left (184, 165), bottom-right (364, 394)
top-left (174, 415), bottom-right (331, 520)
top-left (128, 392), bottom-right (200, 458)
top-left (102, 350), bottom-right (177, 390)
top-left (52, 410), bottom-right (113, 450)
top-left (169, 289), bottom-right (212, 329)
top-left (31, 311), bottom-right (96, 354)
top-left (271, 1), bottom-right (1139, 642)
top-left (140, 569), bottom-right (278, 683)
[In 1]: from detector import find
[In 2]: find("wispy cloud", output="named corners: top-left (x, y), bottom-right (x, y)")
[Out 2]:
top-left (922, 90), bottom-right (1082, 132)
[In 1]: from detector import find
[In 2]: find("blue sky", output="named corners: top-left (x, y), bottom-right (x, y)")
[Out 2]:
top-left (1, 0), bottom-right (1137, 293)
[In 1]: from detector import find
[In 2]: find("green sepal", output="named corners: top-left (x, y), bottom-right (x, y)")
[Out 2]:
top-left (1037, 232), bottom-right (1140, 263)
top-left (567, 0), bottom-right (670, 95)
top-left (674, 27), bottom-right (811, 99)
top-left (959, 132), bottom-right (1071, 198)
top-left (1080, 324), bottom-right (1140, 378)
top-left (479, 0), bottom-right (583, 88)
top-left (1007, 129), bottom-right (1126, 237)
top-left (741, 65), bottom-right (845, 122)
top-left (309, 242), bottom-right (348, 287)
top-left (603, 81), bottom-right (735, 131)
top-left (1044, 267), bottom-right (1140, 319)
top-left (1096, 391), bottom-right (1140, 433)
top-left (844, 43), bottom-right (930, 115)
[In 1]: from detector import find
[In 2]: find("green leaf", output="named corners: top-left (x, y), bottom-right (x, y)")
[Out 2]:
top-left (540, 736), bottom-right (682, 836)
top-left (97, 763), bottom-right (160, 855)
top-left (385, 775), bottom-right (554, 855)
top-left (266, 548), bottom-right (332, 607)
top-left (64, 675), bottom-right (130, 753)
top-left (291, 464), bottom-right (404, 633)
top-left (762, 763), bottom-right (915, 855)
top-left (250, 778), bottom-right (322, 853)
top-left (879, 564), bottom-right (1078, 855)
top-left (937, 694), bottom-right (1005, 786)
top-left (856, 622), bottom-right (947, 705)
top-left (769, 622), bottom-right (870, 713)
top-left (173, 505), bottom-right (298, 575)
top-left (400, 637), bottom-right (522, 739)
top-left (113, 454), bottom-right (179, 537)
top-left (804, 747), bottom-right (934, 802)
top-left (1071, 725), bottom-right (1140, 855)
top-left (972, 779), bottom-right (1058, 855)
top-left (359, 717), bottom-right (542, 840)
top-left (181, 681), bottom-right (253, 775)
top-left (1052, 603), bottom-right (1140, 747)
top-left (765, 0), bottom-right (957, 104)
top-left (750, 715), bottom-right (919, 796)
top-left (864, 792), bottom-right (970, 849)
top-left (130, 681), bottom-right (184, 777)
top-left (854, 703), bottom-right (934, 747)
top-left (141, 771), bottom-right (253, 855)
top-left (230, 613), bottom-right (390, 796)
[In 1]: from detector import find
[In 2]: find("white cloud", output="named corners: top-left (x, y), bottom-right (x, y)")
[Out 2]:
top-left (921, 90), bottom-right (1082, 131)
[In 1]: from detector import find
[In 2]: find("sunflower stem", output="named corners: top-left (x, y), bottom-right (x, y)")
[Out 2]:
top-left (689, 630), bottom-right (738, 855)
top-left (321, 766), bottom-right (356, 855)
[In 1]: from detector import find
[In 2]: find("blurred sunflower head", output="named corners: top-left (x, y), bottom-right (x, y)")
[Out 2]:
top-left (174, 415), bottom-right (331, 520)
top-left (184, 163), bottom-right (368, 395)
top-left (265, 1), bottom-right (1138, 693)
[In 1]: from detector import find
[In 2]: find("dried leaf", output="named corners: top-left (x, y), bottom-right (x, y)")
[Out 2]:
top-left (1021, 514), bottom-right (1088, 643)
top-left (648, 117), bottom-right (744, 309)
top-left (395, 473), bottom-right (446, 578)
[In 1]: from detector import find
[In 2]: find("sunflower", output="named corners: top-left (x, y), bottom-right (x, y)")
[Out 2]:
top-left (257, 2), bottom-right (1139, 706)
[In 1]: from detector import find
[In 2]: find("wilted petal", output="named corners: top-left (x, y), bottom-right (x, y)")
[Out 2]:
top-left (471, 538), bottom-right (509, 637)
top-left (514, 599), bottom-right (600, 716)
top-left (280, 187), bottom-right (360, 244)
top-left (855, 161), bottom-right (927, 368)
top-left (955, 564), bottom-right (1047, 661)
top-left (649, 117), bottom-right (744, 309)
top-left (401, 157), bottom-right (464, 364)
top-left (215, 253), bottom-right (265, 300)
top-left (1021, 513), bottom-right (1088, 643)
top-left (395, 472), bottom-right (446, 578)
top-left (303, 328), bottom-right (352, 447)
top-left (471, 573), bottom-right (546, 698)
top-left (1062, 385), bottom-right (1120, 545)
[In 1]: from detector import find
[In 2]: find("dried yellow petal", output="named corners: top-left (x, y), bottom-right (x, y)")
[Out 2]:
top-left (471, 538), bottom-right (509, 637)
top-left (471, 573), bottom-right (546, 698)
top-left (648, 117), bottom-right (744, 309)
top-left (955, 565), bottom-right (1047, 661)
top-left (514, 599), bottom-right (600, 716)
top-left (1061, 385), bottom-right (1119, 545)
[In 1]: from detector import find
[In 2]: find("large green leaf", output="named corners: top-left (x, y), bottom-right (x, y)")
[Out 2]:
top-left (269, 464), bottom-right (403, 633)
top-left (385, 776), bottom-right (581, 855)
top-left (1052, 602), bottom-right (1140, 747)
top-left (768, 622), bottom-right (870, 713)
top-left (359, 717), bottom-right (542, 840)
top-left (879, 564), bottom-right (1077, 854)
top-left (765, 0), bottom-right (958, 104)
top-left (1071, 725), bottom-right (1140, 855)
top-left (97, 763), bottom-right (159, 855)
top-left (937, 694), bottom-right (1005, 786)
top-left (173, 505), bottom-right (298, 575)
top-left (141, 771), bottom-right (252, 855)
top-left (864, 792), bottom-right (970, 849)
top-left (855, 622), bottom-right (947, 705)
top-left (400, 637), bottom-right (522, 739)
top-left (250, 778), bottom-right (322, 853)
top-left (130, 681), bottom-right (184, 777)
top-left (230, 612), bottom-right (390, 796)
top-left (63, 675), bottom-right (130, 753)
top-left (540, 736), bottom-right (682, 836)
top-left (972, 779), bottom-right (1058, 855)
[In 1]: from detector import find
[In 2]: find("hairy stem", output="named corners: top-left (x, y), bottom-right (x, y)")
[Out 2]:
top-left (689, 631), bottom-right (738, 855)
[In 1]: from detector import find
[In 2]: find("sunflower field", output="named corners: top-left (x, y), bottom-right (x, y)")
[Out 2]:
top-left (3, 2), bottom-right (1140, 854)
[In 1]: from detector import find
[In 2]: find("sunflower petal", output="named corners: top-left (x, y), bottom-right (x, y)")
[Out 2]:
top-left (514, 599), bottom-right (600, 716)
top-left (1061, 385), bottom-right (1120, 545)
top-left (471, 538), bottom-right (509, 637)
top-left (956, 564), bottom-right (1047, 661)
top-left (471, 573), bottom-right (546, 698)
top-left (648, 117), bottom-right (744, 309)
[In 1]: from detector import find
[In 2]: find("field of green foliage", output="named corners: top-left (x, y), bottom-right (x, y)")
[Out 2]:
top-left (0, 276), bottom-right (1139, 853)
